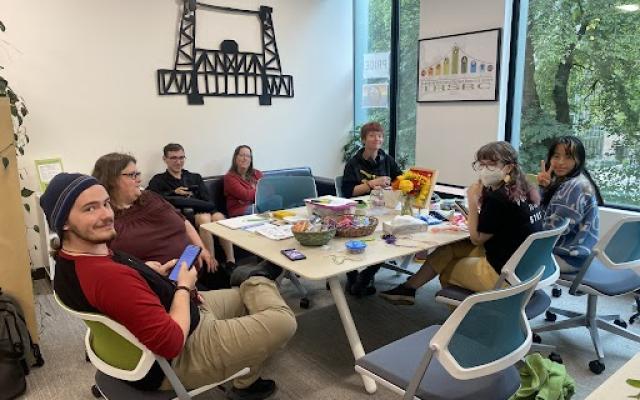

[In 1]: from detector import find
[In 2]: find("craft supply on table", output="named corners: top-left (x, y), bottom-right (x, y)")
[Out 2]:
top-left (382, 215), bottom-right (429, 236)
top-left (345, 240), bottom-right (367, 254)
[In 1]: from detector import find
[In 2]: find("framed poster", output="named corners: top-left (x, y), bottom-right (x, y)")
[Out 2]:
top-left (35, 158), bottom-right (64, 192)
top-left (417, 28), bottom-right (501, 102)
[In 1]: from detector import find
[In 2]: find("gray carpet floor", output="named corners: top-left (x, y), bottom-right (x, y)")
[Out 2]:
top-left (23, 266), bottom-right (640, 399)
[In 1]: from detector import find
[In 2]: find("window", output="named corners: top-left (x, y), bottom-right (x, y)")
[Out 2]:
top-left (354, 0), bottom-right (392, 154)
top-left (396, 0), bottom-right (420, 169)
top-left (353, 0), bottom-right (420, 170)
top-left (510, 0), bottom-right (640, 209)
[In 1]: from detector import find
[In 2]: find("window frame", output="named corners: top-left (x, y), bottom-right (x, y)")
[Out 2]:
top-left (505, 0), bottom-right (640, 212)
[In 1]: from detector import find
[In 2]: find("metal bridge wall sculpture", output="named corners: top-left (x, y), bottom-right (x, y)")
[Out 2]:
top-left (157, 0), bottom-right (294, 106)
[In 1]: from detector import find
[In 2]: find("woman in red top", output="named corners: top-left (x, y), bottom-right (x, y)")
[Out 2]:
top-left (224, 145), bottom-right (263, 217)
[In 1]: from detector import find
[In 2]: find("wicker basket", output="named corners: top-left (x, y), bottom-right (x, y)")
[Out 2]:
top-left (293, 228), bottom-right (337, 246)
top-left (335, 216), bottom-right (378, 238)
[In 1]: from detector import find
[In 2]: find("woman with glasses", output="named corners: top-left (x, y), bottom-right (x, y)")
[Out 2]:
top-left (224, 145), bottom-right (263, 217)
top-left (380, 141), bottom-right (543, 305)
top-left (537, 136), bottom-right (603, 272)
top-left (92, 152), bottom-right (215, 275)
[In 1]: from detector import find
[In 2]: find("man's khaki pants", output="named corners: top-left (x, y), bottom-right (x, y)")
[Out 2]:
top-left (162, 277), bottom-right (297, 390)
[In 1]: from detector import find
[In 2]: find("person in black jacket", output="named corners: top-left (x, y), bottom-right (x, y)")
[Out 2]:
top-left (148, 143), bottom-right (236, 272)
top-left (341, 122), bottom-right (403, 297)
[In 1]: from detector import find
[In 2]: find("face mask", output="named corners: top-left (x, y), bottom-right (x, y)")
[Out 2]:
top-left (479, 168), bottom-right (505, 187)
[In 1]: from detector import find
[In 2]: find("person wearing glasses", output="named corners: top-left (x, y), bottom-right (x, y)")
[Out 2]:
top-left (92, 152), bottom-right (215, 277)
top-left (224, 145), bottom-right (263, 217)
top-left (148, 143), bottom-right (237, 274)
top-left (380, 141), bottom-right (543, 305)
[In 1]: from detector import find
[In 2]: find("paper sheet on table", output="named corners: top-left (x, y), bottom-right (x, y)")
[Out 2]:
top-left (246, 223), bottom-right (293, 240)
top-left (217, 216), bottom-right (269, 230)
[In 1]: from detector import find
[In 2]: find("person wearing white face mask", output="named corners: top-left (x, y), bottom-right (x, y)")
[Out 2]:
top-left (381, 141), bottom-right (543, 305)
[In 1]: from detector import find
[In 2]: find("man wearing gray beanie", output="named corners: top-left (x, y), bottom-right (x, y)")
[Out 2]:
top-left (42, 173), bottom-right (296, 399)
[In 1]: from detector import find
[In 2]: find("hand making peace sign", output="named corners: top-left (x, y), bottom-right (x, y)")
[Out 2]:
top-left (536, 160), bottom-right (554, 187)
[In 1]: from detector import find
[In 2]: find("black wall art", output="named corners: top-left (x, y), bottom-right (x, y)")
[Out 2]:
top-left (157, 0), bottom-right (294, 105)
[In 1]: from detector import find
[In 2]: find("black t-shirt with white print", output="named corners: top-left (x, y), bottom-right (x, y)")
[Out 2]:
top-left (477, 186), bottom-right (543, 273)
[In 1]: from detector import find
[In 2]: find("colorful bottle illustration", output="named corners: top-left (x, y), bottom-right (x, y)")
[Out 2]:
top-left (428, 66), bottom-right (434, 76)
top-left (480, 63), bottom-right (485, 72)
top-left (461, 56), bottom-right (468, 73)
top-left (470, 60), bottom-right (477, 73)
top-left (435, 64), bottom-right (441, 75)
top-left (443, 57), bottom-right (450, 75)
top-left (451, 47), bottom-right (459, 74)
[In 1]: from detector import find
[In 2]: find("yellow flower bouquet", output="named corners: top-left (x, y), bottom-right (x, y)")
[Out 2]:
top-left (392, 167), bottom-right (437, 214)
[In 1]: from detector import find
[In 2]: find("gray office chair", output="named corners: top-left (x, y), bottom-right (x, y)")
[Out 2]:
top-left (534, 215), bottom-right (640, 374)
top-left (356, 268), bottom-right (543, 400)
top-left (255, 175), bottom-right (318, 309)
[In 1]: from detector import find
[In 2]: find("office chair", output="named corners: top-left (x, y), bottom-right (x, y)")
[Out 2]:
top-left (54, 294), bottom-right (248, 399)
top-left (255, 175), bottom-right (318, 309)
top-left (356, 268), bottom-right (543, 400)
top-left (334, 175), bottom-right (343, 197)
top-left (435, 220), bottom-right (568, 310)
top-left (534, 215), bottom-right (640, 374)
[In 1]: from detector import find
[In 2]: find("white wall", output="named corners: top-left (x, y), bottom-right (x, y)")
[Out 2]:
top-left (416, 0), bottom-right (509, 187)
top-left (2, 0), bottom-right (353, 181)
top-left (2, 0), bottom-right (353, 266)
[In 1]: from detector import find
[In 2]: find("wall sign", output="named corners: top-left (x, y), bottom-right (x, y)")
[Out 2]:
top-left (157, 0), bottom-right (294, 105)
top-left (417, 29), bottom-right (501, 102)
top-left (363, 52), bottom-right (390, 80)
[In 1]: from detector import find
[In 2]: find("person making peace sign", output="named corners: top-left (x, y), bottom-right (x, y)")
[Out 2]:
top-left (537, 136), bottom-right (604, 273)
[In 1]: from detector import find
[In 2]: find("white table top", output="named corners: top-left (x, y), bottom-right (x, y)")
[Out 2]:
top-left (586, 353), bottom-right (640, 399)
top-left (201, 207), bottom-right (468, 281)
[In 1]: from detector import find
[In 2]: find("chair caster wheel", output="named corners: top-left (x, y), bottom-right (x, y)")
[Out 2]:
top-left (589, 360), bottom-right (605, 374)
top-left (300, 298), bottom-right (310, 309)
top-left (545, 311), bottom-right (557, 322)
top-left (91, 385), bottom-right (102, 398)
top-left (532, 333), bottom-right (542, 344)
top-left (614, 319), bottom-right (628, 329)
top-left (326, 281), bottom-right (330, 290)
top-left (549, 352), bottom-right (563, 364)
top-left (552, 288), bottom-right (562, 298)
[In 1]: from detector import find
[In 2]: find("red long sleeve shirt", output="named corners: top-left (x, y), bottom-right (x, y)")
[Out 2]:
top-left (224, 170), bottom-right (263, 216)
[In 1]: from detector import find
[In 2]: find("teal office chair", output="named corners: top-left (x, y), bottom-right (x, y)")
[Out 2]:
top-left (534, 215), bottom-right (640, 374)
top-left (435, 220), bottom-right (569, 318)
top-left (54, 294), bottom-right (248, 399)
top-left (356, 268), bottom-right (543, 400)
top-left (255, 175), bottom-right (318, 309)
top-left (334, 175), bottom-right (343, 197)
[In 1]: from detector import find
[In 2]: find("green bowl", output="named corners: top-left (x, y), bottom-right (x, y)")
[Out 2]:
top-left (293, 228), bottom-right (337, 246)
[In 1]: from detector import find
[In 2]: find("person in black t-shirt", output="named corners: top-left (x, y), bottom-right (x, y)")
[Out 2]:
top-left (148, 143), bottom-right (236, 272)
top-left (341, 122), bottom-right (403, 297)
top-left (380, 141), bottom-right (543, 305)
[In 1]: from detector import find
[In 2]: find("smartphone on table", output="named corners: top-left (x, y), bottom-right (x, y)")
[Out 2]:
top-left (169, 244), bottom-right (202, 281)
top-left (281, 248), bottom-right (306, 261)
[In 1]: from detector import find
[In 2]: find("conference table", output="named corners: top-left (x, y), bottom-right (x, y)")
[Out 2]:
top-left (201, 206), bottom-right (469, 393)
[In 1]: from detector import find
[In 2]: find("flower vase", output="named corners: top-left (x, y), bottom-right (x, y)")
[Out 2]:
top-left (401, 195), bottom-right (413, 216)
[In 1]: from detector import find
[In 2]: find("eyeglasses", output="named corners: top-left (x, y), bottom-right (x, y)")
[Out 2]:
top-left (472, 161), bottom-right (503, 172)
top-left (167, 156), bottom-right (186, 161)
top-left (121, 171), bottom-right (142, 179)
top-left (237, 154), bottom-right (252, 159)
